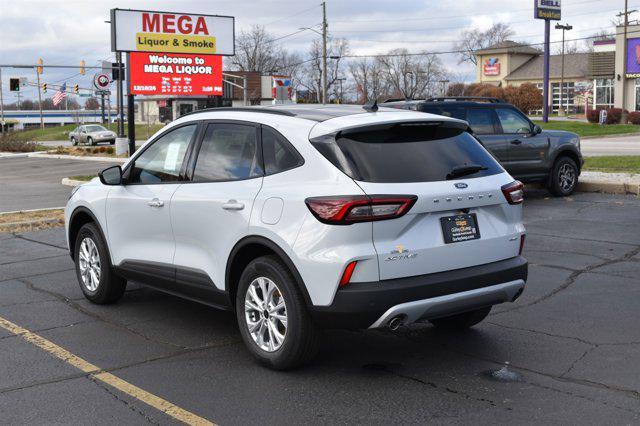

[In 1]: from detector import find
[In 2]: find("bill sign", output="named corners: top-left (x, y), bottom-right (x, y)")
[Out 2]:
top-left (534, 0), bottom-right (561, 20)
top-left (626, 38), bottom-right (640, 78)
top-left (129, 52), bottom-right (223, 96)
top-left (483, 58), bottom-right (500, 76)
top-left (111, 9), bottom-right (234, 55)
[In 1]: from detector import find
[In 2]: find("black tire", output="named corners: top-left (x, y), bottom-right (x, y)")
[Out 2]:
top-left (236, 255), bottom-right (320, 370)
top-left (548, 156), bottom-right (578, 196)
top-left (109, 140), bottom-right (115, 145)
top-left (429, 306), bottom-right (491, 330)
top-left (74, 222), bottom-right (126, 304)
top-left (87, 137), bottom-right (95, 146)
top-left (71, 137), bottom-right (77, 146)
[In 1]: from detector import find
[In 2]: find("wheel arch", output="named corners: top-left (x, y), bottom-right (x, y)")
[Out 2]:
top-left (551, 148), bottom-right (582, 173)
top-left (68, 206), bottom-right (109, 261)
top-left (225, 236), bottom-right (313, 310)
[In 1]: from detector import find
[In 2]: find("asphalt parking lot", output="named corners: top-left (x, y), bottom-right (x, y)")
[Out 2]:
top-left (1, 189), bottom-right (639, 424)
top-left (0, 157), bottom-right (116, 212)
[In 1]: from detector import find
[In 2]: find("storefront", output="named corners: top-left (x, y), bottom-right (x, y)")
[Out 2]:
top-left (474, 26), bottom-right (640, 114)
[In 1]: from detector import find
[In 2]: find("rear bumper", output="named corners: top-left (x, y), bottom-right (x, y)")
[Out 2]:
top-left (309, 256), bottom-right (527, 329)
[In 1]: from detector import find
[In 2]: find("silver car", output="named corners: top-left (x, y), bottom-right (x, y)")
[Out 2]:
top-left (69, 125), bottom-right (116, 146)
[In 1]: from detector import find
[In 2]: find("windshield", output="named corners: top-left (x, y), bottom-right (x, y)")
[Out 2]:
top-left (86, 125), bottom-right (107, 132)
top-left (311, 122), bottom-right (503, 183)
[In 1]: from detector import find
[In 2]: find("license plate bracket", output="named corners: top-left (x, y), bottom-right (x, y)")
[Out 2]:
top-left (440, 213), bottom-right (481, 244)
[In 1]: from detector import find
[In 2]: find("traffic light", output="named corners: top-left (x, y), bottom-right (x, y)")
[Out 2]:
top-left (9, 78), bottom-right (20, 91)
top-left (80, 60), bottom-right (85, 76)
top-left (37, 58), bottom-right (43, 75)
top-left (74, 84), bottom-right (79, 94)
top-left (42, 83), bottom-right (47, 93)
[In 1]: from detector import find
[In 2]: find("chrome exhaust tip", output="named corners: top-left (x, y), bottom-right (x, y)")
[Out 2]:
top-left (387, 316), bottom-right (404, 331)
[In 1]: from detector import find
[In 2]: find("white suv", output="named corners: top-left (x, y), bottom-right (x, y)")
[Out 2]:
top-left (65, 105), bottom-right (527, 369)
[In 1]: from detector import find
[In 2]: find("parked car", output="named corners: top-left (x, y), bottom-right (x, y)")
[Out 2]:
top-left (65, 105), bottom-right (528, 369)
top-left (383, 97), bottom-right (583, 196)
top-left (69, 124), bottom-right (116, 146)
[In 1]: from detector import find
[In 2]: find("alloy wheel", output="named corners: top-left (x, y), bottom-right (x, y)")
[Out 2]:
top-left (244, 276), bottom-right (288, 352)
top-left (78, 237), bottom-right (101, 292)
top-left (558, 163), bottom-right (576, 192)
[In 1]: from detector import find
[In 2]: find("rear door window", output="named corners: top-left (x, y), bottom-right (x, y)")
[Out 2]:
top-left (261, 127), bottom-right (303, 175)
top-left (466, 108), bottom-right (498, 135)
top-left (311, 123), bottom-right (503, 183)
top-left (422, 106), bottom-right (466, 120)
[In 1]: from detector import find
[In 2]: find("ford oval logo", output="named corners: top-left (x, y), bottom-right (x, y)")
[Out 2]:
top-left (454, 183), bottom-right (468, 189)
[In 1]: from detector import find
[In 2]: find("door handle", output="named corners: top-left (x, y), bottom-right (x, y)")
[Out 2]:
top-left (510, 139), bottom-right (522, 145)
top-left (147, 198), bottom-right (164, 208)
top-left (222, 200), bottom-right (245, 211)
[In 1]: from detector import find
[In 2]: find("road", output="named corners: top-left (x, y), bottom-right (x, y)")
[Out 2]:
top-left (0, 190), bottom-right (639, 424)
top-left (581, 135), bottom-right (640, 157)
top-left (0, 157), bottom-right (116, 212)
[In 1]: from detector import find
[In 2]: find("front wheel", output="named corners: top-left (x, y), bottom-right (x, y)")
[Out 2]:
top-left (429, 306), bottom-right (491, 330)
top-left (74, 223), bottom-right (126, 304)
top-left (236, 255), bottom-right (320, 370)
top-left (548, 156), bottom-right (578, 196)
top-left (87, 137), bottom-right (95, 146)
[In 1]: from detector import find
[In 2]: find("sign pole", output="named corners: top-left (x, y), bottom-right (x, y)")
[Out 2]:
top-left (100, 93), bottom-right (105, 124)
top-left (126, 53), bottom-right (135, 156)
top-left (542, 19), bottom-right (550, 123)
top-left (116, 52), bottom-right (124, 138)
top-left (35, 69), bottom-right (44, 129)
top-left (0, 68), bottom-right (5, 134)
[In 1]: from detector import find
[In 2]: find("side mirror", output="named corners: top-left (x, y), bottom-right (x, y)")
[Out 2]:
top-left (533, 124), bottom-right (542, 135)
top-left (99, 165), bottom-right (122, 186)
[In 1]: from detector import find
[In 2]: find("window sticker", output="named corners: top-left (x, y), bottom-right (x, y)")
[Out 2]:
top-left (164, 142), bottom-right (182, 171)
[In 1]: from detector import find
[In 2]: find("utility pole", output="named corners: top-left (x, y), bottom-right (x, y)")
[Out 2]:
top-left (336, 77), bottom-right (345, 104)
top-left (555, 23), bottom-right (572, 116)
top-left (35, 69), bottom-right (44, 129)
top-left (14, 92), bottom-right (23, 109)
top-left (322, 1), bottom-right (328, 104)
top-left (115, 52), bottom-right (124, 138)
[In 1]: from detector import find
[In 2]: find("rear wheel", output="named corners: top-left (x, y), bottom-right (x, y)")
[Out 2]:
top-left (71, 137), bottom-right (77, 146)
top-left (74, 223), bottom-right (126, 304)
top-left (548, 156), bottom-right (578, 196)
top-left (236, 255), bottom-right (320, 370)
top-left (429, 306), bottom-right (491, 330)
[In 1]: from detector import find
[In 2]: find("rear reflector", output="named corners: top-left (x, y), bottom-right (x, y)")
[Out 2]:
top-left (305, 195), bottom-right (417, 225)
top-left (339, 261), bottom-right (358, 288)
top-left (501, 181), bottom-right (524, 205)
top-left (519, 234), bottom-right (526, 255)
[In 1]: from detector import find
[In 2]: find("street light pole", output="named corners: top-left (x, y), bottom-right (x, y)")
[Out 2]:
top-left (555, 23), bottom-right (572, 116)
top-left (336, 77), bottom-right (346, 104)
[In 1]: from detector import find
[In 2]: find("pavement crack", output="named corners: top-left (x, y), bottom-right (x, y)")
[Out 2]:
top-left (14, 277), bottom-right (192, 350)
top-left (526, 232), bottom-right (640, 247)
top-left (493, 245), bottom-right (640, 316)
top-left (0, 253), bottom-right (68, 266)
top-left (89, 377), bottom-right (160, 425)
top-left (0, 268), bottom-right (75, 285)
top-left (561, 346), bottom-right (598, 377)
top-left (11, 233), bottom-right (68, 250)
top-left (486, 322), bottom-right (598, 346)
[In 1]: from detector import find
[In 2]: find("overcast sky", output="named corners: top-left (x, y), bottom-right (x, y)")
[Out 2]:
top-left (0, 0), bottom-right (632, 102)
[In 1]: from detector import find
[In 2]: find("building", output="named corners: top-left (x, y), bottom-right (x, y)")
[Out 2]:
top-left (475, 27), bottom-right (640, 114)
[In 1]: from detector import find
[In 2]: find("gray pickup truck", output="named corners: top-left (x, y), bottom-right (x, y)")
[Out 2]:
top-left (384, 97), bottom-right (583, 196)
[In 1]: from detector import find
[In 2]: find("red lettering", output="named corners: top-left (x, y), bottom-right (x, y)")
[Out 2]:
top-left (162, 14), bottom-right (175, 33)
top-left (177, 16), bottom-right (192, 34)
top-left (141, 13), bottom-right (160, 32)
top-left (194, 17), bottom-right (209, 35)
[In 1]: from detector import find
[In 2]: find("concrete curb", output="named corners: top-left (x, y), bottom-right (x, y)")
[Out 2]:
top-left (1, 207), bottom-right (64, 215)
top-left (61, 178), bottom-right (90, 187)
top-left (577, 180), bottom-right (640, 195)
top-left (29, 152), bottom-right (125, 163)
top-left (581, 132), bottom-right (640, 140)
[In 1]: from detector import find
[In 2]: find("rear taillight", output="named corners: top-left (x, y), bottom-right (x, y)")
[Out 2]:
top-left (305, 195), bottom-right (417, 225)
top-left (501, 181), bottom-right (524, 205)
top-left (519, 234), bottom-right (526, 255)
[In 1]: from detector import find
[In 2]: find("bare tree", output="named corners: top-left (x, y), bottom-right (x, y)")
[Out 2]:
top-left (454, 23), bottom-right (514, 65)
top-left (85, 97), bottom-right (100, 110)
top-left (298, 37), bottom-right (350, 102)
top-left (584, 30), bottom-right (614, 52)
top-left (228, 25), bottom-right (285, 73)
top-left (349, 57), bottom-right (389, 103)
top-left (376, 49), bottom-right (446, 100)
top-left (553, 41), bottom-right (581, 55)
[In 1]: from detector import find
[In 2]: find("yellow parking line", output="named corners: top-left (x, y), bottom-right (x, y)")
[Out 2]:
top-left (0, 316), bottom-right (215, 426)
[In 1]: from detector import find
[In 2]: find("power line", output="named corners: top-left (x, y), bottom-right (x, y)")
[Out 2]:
top-left (262, 4), bottom-right (321, 27)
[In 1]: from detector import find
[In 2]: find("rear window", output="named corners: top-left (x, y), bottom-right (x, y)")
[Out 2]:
top-left (311, 122), bottom-right (503, 183)
top-left (421, 106), bottom-right (466, 120)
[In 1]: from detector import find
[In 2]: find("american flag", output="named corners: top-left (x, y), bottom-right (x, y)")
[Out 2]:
top-left (52, 82), bottom-right (67, 106)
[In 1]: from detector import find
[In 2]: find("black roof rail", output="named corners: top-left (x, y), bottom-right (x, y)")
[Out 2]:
top-left (177, 106), bottom-right (297, 119)
top-left (425, 96), bottom-right (505, 103)
top-left (381, 97), bottom-right (412, 103)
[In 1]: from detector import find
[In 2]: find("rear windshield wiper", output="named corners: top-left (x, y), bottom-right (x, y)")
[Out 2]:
top-left (446, 164), bottom-right (488, 180)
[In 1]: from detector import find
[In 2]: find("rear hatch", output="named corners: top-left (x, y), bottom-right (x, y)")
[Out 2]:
top-left (310, 118), bottom-right (523, 281)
